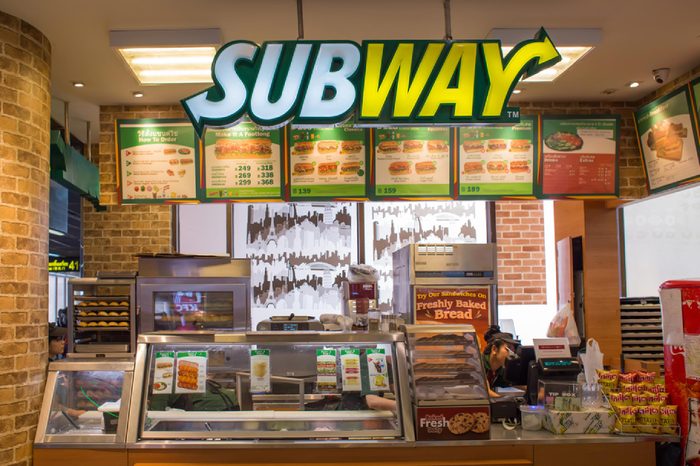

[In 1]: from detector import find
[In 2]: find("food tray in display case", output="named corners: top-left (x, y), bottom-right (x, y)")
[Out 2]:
top-left (405, 325), bottom-right (488, 406)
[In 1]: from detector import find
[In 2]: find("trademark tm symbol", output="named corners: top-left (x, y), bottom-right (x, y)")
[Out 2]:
top-left (507, 110), bottom-right (520, 118)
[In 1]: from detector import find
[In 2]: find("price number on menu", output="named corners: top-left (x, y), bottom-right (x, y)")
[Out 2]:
top-left (236, 165), bottom-right (251, 172)
top-left (293, 187), bottom-right (312, 195)
top-left (237, 180), bottom-right (252, 186)
top-left (259, 164), bottom-right (273, 171)
top-left (260, 179), bottom-right (275, 186)
top-left (237, 172), bottom-right (251, 179)
top-left (379, 187), bottom-right (397, 195)
top-left (258, 172), bottom-right (274, 179)
top-left (462, 186), bottom-right (480, 193)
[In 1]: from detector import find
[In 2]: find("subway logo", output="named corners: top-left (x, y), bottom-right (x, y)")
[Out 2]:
top-left (182, 28), bottom-right (560, 135)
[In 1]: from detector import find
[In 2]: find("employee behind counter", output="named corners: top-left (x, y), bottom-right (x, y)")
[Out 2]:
top-left (482, 326), bottom-right (520, 398)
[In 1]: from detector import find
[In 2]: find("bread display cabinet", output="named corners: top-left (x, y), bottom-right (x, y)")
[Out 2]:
top-left (405, 324), bottom-right (491, 440)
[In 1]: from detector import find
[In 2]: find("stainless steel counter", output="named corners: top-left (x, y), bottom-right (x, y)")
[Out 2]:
top-left (126, 426), bottom-right (671, 449)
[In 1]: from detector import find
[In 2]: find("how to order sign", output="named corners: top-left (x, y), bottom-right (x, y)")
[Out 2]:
top-left (182, 29), bottom-right (561, 135)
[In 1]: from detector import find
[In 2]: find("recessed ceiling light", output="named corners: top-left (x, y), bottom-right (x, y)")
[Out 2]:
top-left (110, 29), bottom-right (221, 85)
top-left (133, 91), bottom-right (144, 98)
top-left (512, 89), bottom-right (522, 94)
top-left (489, 28), bottom-right (601, 82)
top-left (500, 46), bottom-right (593, 82)
top-left (72, 81), bottom-right (85, 88)
top-left (628, 81), bottom-right (640, 88)
top-left (602, 88), bottom-right (617, 95)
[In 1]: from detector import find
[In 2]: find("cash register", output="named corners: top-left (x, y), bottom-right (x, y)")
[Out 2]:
top-left (526, 357), bottom-right (581, 405)
top-left (256, 314), bottom-right (324, 331)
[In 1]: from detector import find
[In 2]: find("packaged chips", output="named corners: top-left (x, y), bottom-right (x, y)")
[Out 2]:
top-left (616, 405), bottom-right (638, 433)
top-left (637, 406), bottom-right (661, 434)
top-left (660, 405), bottom-right (678, 435)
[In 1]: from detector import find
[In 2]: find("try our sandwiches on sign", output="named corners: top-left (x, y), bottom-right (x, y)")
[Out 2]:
top-left (182, 29), bottom-right (561, 134)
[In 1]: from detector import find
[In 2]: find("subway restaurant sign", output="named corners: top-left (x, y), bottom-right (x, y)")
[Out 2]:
top-left (182, 29), bottom-right (560, 135)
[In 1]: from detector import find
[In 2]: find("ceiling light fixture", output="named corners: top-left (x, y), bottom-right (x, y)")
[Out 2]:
top-left (133, 91), bottom-right (144, 98)
top-left (628, 81), bottom-right (640, 88)
top-left (488, 28), bottom-right (602, 82)
top-left (110, 29), bottom-right (221, 85)
top-left (512, 89), bottom-right (522, 94)
top-left (72, 81), bottom-right (85, 88)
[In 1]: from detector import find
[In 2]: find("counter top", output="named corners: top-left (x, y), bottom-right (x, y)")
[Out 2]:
top-left (124, 426), bottom-right (674, 449)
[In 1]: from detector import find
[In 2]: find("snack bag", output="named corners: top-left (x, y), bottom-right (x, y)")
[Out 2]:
top-left (637, 405), bottom-right (661, 434)
top-left (608, 392), bottom-right (631, 411)
top-left (619, 372), bottom-right (637, 384)
top-left (647, 392), bottom-right (668, 406)
top-left (597, 370), bottom-right (619, 393)
top-left (620, 382), bottom-right (644, 393)
top-left (631, 392), bottom-right (648, 407)
top-left (637, 371), bottom-right (657, 384)
top-left (617, 405), bottom-right (638, 433)
top-left (647, 383), bottom-right (666, 395)
top-left (660, 405), bottom-right (678, 435)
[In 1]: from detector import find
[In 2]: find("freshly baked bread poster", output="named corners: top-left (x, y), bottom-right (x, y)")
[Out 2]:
top-left (635, 87), bottom-right (700, 193)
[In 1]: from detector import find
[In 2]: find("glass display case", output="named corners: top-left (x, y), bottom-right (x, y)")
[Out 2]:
top-left (35, 359), bottom-right (134, 446)
top-left (405, 325), bottom-right (491, 441)
top-left (127, 332), bottom-right (414, 442)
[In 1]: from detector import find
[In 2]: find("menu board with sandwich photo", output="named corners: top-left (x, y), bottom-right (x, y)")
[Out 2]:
top-left (372, 128), bottom-right (452, 199)
top-left (457, 116), bottom-right (537, 198)
top-left (116, 119), bottom-right (198, 203)
top-left (289, 126), bottom-right (368, 200)
top-left (636, 86), bottom-right (700, 193)
top-left (203, 121), bottom-right (283, 200)
top-left (540, 116), bottom-right (619, 197)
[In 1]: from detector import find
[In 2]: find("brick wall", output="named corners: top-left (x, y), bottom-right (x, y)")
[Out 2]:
top-left (0, 11), bottom-right (51, 466)
top-left (495, 201), bottom-right (546, 305)
top-left (82, 105), bottom-right (183, 276)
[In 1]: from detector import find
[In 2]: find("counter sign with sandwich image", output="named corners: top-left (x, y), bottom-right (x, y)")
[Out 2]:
top-left (373, 127), bottom-right (452, 199)
top-left (182, 29), bottom-right (561, 134)
top-left (202, 120), bottom-right (284, 200)
top-left (458, 116), bottom-right (537, 198)
top-left (635, 85), bottom-right (700, 194)
top-left (289, 125), bottom-right (368, 200)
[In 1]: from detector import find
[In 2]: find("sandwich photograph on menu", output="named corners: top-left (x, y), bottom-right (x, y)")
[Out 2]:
top-left (635, 87), bottom-right (700, 193)
top-left (373, 127), bottom-right (452, 198)
top-left (288, 125), bottom-right (368, 200)
top-left (457, 116), bottom-right (537, 198)
top-left (202, 121), bottom-right (283, 200)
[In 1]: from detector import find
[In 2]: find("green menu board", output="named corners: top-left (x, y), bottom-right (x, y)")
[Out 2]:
top-left (692, 78), bottom-right (700, 119)
top-left (372, 127), bottom-right (452, 198)
top-left (116, 119), bottom-right (198, 204)
top-left (288, 125), bottom-right (368, 200)
top-left (635, 87), bottom-right (700, 193)
top-left (540, 116), bottom-right (619, 197)
top-left (457, 116), bottom-right (537, 198)
top-left (202, 121), bottom-right (284, 200)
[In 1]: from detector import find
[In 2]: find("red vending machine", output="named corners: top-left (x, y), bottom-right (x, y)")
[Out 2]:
top-left (660, 280), bottom-right (700, 465)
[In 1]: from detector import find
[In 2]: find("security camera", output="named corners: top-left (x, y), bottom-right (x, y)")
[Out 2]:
top-left (653, 68), bottom-right (670, 84)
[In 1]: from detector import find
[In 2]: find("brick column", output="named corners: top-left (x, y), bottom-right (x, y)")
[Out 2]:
top-left (0, 10), bottom-right (51, 466)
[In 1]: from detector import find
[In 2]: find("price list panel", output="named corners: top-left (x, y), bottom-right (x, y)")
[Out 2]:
top-left (202, 122), bottom-right (284, 200)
